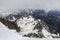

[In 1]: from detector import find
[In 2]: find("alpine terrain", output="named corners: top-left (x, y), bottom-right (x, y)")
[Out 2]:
top-left (0, 9), bottom-right (60, 38)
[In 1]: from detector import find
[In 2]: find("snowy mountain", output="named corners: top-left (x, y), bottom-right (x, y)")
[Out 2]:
top-left (0, 9), bottom-right (60, 38)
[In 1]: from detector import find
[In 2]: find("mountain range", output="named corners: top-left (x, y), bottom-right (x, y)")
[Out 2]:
top-left (0, 9), bottom-right (60, 38)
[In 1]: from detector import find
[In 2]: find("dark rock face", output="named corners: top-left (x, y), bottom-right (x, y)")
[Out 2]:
top-left (52, 36), bottom-right (60, 38)
top-left (33, 22), bottom-right (43, 31)
top-left (5, 14), bottom-right (21, 22)
top-left (24, 33), bottom-right (44, 38)
top-left (0, 18), bottom-right (20, 32)
top-left (24, 33), bottom-right (39, 38)
top-left (49, 27), bottom-right (57, 34)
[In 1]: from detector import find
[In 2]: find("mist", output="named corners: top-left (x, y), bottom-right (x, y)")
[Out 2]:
top-left (0, 0), bottom-right (60, 10)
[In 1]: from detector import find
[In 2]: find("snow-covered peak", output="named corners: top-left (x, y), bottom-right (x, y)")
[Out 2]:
top-left (17, 16), bottom-right (39, 35)
top-left (16, 15), bottom-right (60, 38)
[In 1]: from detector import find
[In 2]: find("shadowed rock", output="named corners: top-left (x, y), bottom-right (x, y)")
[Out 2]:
top-left (24, 33), bottom-right (39, 38)
top-left (0, 18), bottom-right (20, 32)
top-left (33, 22), bottom-right (43, 31)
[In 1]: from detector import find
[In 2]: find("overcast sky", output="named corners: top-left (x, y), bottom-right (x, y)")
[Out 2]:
top-left (0, 0), bottom-right (60, 10)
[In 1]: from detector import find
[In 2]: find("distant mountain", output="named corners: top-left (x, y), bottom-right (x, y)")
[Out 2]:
top-left (32, 10), bottom-right (60, 33)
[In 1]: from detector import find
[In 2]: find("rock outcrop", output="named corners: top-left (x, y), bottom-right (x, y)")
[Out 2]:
top-left (0, 18), bottom-right (20, 32)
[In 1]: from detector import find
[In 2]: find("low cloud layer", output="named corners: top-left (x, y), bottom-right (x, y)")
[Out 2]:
top-left (0, 0), bottom-right (60, 10)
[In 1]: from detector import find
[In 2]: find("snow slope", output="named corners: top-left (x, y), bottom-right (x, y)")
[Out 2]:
top-left (0, 22), bottom-right (60, 40)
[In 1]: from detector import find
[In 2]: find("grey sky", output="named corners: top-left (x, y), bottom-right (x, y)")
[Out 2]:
top-left (0, 0), bottom-right (60, 10)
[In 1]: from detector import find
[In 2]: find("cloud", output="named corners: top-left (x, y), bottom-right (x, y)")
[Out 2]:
top-left (0, 0), bottom-right (60, 10)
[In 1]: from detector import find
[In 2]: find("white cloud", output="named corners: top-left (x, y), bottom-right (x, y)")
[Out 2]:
top-left (0, 0), bottom-right (60, 10)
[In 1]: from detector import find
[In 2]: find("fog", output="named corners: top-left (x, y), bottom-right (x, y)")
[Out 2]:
top-left (0, 0), bottom-right (60, 10)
